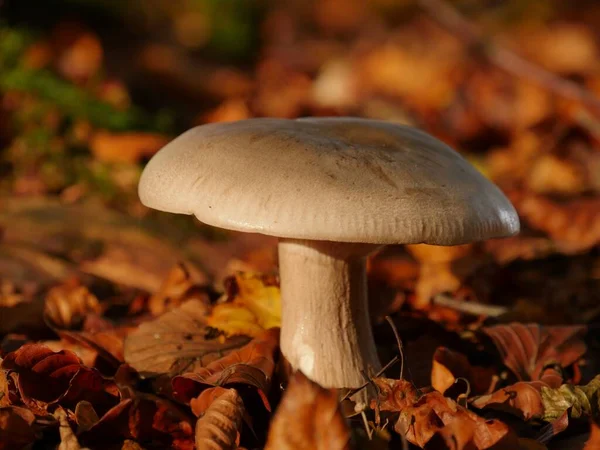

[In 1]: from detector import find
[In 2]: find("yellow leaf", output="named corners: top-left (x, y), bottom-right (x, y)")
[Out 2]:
top-left (207, 303), bottom-right (264, 338)
top-left (235, 273), bottom-right (281, 330)
top-left (207, 272), bottom-right (281, 338)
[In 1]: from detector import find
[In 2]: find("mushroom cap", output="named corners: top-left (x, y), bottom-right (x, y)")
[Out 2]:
top-left (139, 117), bottom-right (519, 245)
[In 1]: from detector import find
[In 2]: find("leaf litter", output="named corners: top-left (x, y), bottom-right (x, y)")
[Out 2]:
top-left (1, 0), bottom-right (600, 448)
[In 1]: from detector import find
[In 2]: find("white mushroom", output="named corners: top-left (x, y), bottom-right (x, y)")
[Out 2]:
top-left (138, 117), bottom-right (519, 390)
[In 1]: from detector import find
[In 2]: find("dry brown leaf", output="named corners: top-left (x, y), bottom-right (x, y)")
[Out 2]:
top-left (472, 375), bottom-right (600, 426)
top-left (405, 244), bottom-right (478, 308)
top-left (264, 371), bottom-right (350, 450)
top-left (396, 390), bottom-right (518, 449)
top-left (55, 407), bottom-right (85, 450)
top-left (90, 131), bottom-right (169, 164)
top-left (195, 388), bottom-right (245, 450)
top-left (172, 328), bottom-right (279, 410)
top-left (371, 377), bottom-right (420, 412)
top-left (148, 263), bottom-right (198, 316)
top-left (359, 25), bottom-right (463, 112)
top-left (431, 347), bottom-right (496, 396)
top-left (471, 381), bottom-right (547, 421)
top-left (0, 406), bottom-right (39, 450)
top-left (124, 299), bottom-right (250, 377)
top-left (74, 401), bottom-right (100, 433)
top-left (44, 279), bottom-right (101, 329)
top-left (0, 370), bottom-right (19, 407)
top-left (1, 343), bottom-right (119, 415)
top-left (481, 323), bottom-right (587, 386)
top-left (78, 393), bottom-right (195, 449)
top-left (508, 191), bottom-right (600, 251)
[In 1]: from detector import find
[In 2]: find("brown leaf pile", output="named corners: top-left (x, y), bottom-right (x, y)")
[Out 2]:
top-left (1, 0), bottom-right (600, 448)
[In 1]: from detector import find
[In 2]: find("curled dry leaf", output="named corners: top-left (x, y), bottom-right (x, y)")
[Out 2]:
top-left (44, 279), bottom-right (101, 329)
top-left (148, 263), bottom-right (196, 316)
top-left (431, 347), bottom-right (497, 396)
top-left (208, 272), bottom-right (281, 338)
top-left (173, 328), bottom-right (279, 410)
top-left (472, 375), bottom-right (600, 423)
top-left (195, 388), bottom-right (245, 450)
top-left (264, 371), bottom-right (350, 450)
top-left (540, 375), bottom-right (600, 422)
top-left (124, 299), bottom-right (250, 377)
top-left (1, 343), bottom-right (119, 415)
top-left (395, 390), bottom-right (518, 449)
top-left (471, 381), bottom-right (547, 421)
top-left (55, 407), bottom-right (84, 450)
top-left (78, 393), bottom-right (195, 449)
top-left (0, 406), bottom-right (39, 450)
top-left (481, 323), bottom-right (587, 386)
top-left (371, 377), bottom-right (419, 412)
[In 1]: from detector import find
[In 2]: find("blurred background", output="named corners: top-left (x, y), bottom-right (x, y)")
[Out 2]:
top-left (1, 0), bottom-right (599, 324)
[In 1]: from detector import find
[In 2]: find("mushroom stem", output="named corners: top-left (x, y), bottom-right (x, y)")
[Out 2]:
top-left (278, 238), bottom-right (382, 389)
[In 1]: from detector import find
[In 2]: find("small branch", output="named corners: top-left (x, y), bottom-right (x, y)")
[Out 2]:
top-left (417, 0), bottom-right (600, 112)
top-left (385, 316), bottom-right (405, 380)
top-left (340, 356), bottom-right (399, 403)
top-left (433, 294), bottom-right (508, 317)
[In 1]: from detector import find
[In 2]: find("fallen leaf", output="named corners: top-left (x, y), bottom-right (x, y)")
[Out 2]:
top-left (207, 272), bottom-right (281, 338)
top-left (90, 131), bottom-right (169, 164)
top-left (405, 244), bottom-right (479, 308)
top-left (431, 347), bottom-right (497, 396)
top-left (264, 371), bottom-right (350, 450)
top-left (540, 375), bottom-right (600, 422)
top-left (395, 390), bottom-right (518, 449)
top-left (44, 279), bottom-right (101, 329)
top-left (190, 387), bottom-right (231, 417)
top-left (471, 375), bottom-right (600, 424)
top-left (148, 264), bottom-right (198, 316)
top-left (481, 323), bottom-right (587, 386)
top-left (0, 406), bottom-right (39, 450)
top-left (371, 377), bottom-right (420, 412)
top-left (471, 381), bottom-right (547, 421)
top-left (78, 393), bottom-right (195, 449)
top-left (172, 328), bottom-right (279, 410)
top-left (195, 388), bottom-right (244, 450)
top-left (1, 343), bottom-right (119, 415)
top-left (124, 299), bottom-right (250, 377)
top-left (1, 344), bottom-right (83, 412)
top-left (0, 370), bottom-right (19, 407)
top-left (74, 401), bottom-right (99, 432)
top-left (55, 407), bottom-right (84, 450)
top-left (508, 191), bottom-right (600, 252)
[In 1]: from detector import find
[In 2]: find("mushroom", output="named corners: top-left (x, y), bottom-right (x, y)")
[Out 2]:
top-left (138, 117), bottom-right (519, 390)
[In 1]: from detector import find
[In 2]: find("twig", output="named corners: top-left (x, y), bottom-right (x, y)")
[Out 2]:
top-left (385, 316), bottom-right (405, 380)
top-left (340, 356), bottom-right (399, 402)
top-left (417, 0), bottom-right (600, 112)
top-left (360, 410), bottom-right (373, 440)
top-left (433, 293), bottom-right (508, 317)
